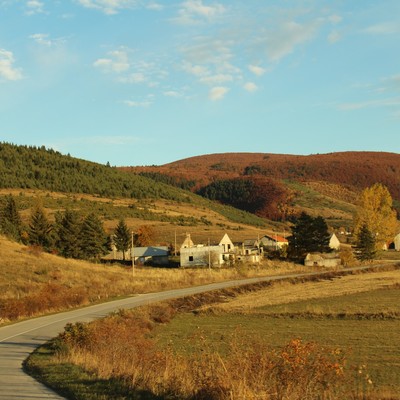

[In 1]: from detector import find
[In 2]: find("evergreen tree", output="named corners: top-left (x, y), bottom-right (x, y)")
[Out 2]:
top-left (79, 213), bottom-right (109, 260)
top-left (55, 209), bottom-right (82, 259)
top-left (28, 204), bottom-right (53, 250)
top-left (311, 216), bottom-right (331, 252)
top-left (288, 212), bottom-right (331, 259)
top-left (354, 223), bottom-right (376, 261)
top-left (113, 219), bottom-right (131, 260)
top-left (0, 195), bottom-right (22, 241)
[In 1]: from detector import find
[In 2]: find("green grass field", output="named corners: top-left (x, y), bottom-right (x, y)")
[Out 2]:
top-left (154, 287), bottom-right (400, 395)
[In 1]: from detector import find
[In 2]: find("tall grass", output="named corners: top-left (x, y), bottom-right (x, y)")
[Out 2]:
top-left (0, 235), bottom-right (306, 323)
top-left (44, 306), bottom-right (361, 400)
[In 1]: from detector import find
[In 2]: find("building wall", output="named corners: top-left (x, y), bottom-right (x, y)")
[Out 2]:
top-left (394, 234), bottom-right (400, 251)
top-left (180, 246), bottom-right (223, 267)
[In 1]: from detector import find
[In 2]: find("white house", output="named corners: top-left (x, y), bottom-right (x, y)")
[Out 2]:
top-left (260, 234), bottom-right (288, 250)
top-left (329, 233), bottom-right (341, 250)
top-left (394, 233), bottom-right (400, 251)
top-left (179, 233), bottom-right (235, 268)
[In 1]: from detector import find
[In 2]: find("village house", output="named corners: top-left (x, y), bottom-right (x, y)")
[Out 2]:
top-left (179, 233), bottom-right (265, 267)
top-left (104, 245), bottom-right (169, 266)
top-left (260, 234), bottom-right (288, 250)
top-left (180, 233), bottom-right (236, 268)
top-left (236, 238), bottom-right (262, 263)
top-left (329, 233), bottom-right (341, 250)
top-left (393, 233), bottom-right (400, 251)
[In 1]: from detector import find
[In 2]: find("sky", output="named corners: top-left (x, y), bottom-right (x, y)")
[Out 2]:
top-left (1, 0), bottom-right (400, 166)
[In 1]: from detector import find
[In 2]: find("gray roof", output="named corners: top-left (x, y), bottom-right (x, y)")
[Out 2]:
top-left (133, 246), bottom-right (169, 257)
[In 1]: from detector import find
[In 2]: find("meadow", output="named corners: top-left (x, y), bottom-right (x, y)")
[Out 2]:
top-left (0, 234), bottom-right (306, 323)
top-left (25, 266), bottom-right (400, 399)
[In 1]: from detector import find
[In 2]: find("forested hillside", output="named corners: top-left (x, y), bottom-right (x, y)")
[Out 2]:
top-left (0, 143), bottom-right (188, 201)
top-left (125, 151), bottom-right (400, 221)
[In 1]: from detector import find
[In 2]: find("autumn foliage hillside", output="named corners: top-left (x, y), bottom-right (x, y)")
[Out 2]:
top-left (123, 152), bottom-right (400, 220)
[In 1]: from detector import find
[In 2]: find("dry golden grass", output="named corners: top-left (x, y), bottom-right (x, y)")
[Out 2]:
top-left (0, 235), bottom-right (305, 323)
top-left (204, 269), bottom-right (400, 313)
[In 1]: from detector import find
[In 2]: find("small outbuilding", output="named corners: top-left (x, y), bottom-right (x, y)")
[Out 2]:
top-left (304, 252), bottom-right (341, 268)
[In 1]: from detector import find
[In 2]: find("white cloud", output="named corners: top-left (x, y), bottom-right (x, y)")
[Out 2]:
top-left (363, 22), bottom-right (400, 35)
top-left (93, 49), bottom-right (130, 73)
top-left (244, 82), bottom-right (257, 92)
top-left (77, 0), bottom-right (139, 15)
top-left (163, 90), bottom-right (182, 97)
top-left (328, 15), bottom-right (342, 24)
top-left (25, 0), bottom-right (44, 15)
top-left (147, 3), bottom-right (163, 11)
top-left (123, 99), bottom-right (152, 107)
top-left (118, 72), bottom-right (146, 83)
top-left (260, 19), bottom-right (321, 63)
top-left (378, 74), bottom-right (400, 94)
top-left (0, 49), bottom-right (23, 81)
top-left (338, 98), bottom-right (400, 111)
top-left (209, 86), bottom-right (228, 101)
top-left (29, 33), bottom-right (66, 47)
top-left (173, 0), bottom-right (225, 25)
top-left (30, 33), bottom-right (52, 46)
top-left (248, 64), bottom-right (265, 76)
top-left (200, 73), bottom-right (233, 85)
top-left (328, 30), bottom-right (341, 44)
top-left (181, 61), bottom-right (210, 77)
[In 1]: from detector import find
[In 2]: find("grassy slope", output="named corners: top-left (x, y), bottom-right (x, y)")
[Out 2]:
top-left (155, 269), bottom-right (400, 395)
top-left (0, 234), bottom-right (308, 323)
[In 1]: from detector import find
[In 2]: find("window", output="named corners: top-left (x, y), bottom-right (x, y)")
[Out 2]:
top-left (189, 256), bottom-right (194, 262)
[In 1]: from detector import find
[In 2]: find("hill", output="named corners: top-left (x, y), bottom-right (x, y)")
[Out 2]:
top-left (124, 151), bottom-right (400, 224)
top-left (0, 143), bottom-right (279, 254)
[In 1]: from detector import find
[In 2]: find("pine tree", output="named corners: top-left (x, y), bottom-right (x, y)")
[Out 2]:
top-left (288, 212), bottom-right (331, 258)
top-left (113, 219), bottom-right (131, 261)
top-left (354, 223), bottom-right (376, 261)
top-left (55, 209), bottom-right (82, 259)
top-left (79, 213), bottom-right (109, 260)
top-left (0, 195), bottom-right (22, 241)
top-left (28, 204), bottom-right (53, 250)
top-left (311, 216), bottom-right (331, 253)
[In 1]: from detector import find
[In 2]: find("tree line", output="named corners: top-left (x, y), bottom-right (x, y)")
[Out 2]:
top-left (0, 142), bottom-right (189, 201)
top-left (0, 195), bottom-right (154, 261)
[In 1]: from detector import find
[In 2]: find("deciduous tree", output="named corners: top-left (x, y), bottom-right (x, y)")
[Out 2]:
top-left (353, 183), bottom-right (398, 250)
top-left (134, 225), bottom-right (155, 247)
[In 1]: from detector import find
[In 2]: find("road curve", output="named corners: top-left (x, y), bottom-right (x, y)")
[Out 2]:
top-left (0, 264), bottom-right (397, 399)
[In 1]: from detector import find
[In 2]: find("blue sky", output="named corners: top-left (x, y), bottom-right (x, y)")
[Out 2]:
top-left (1, 0), bottom-right (399, 166)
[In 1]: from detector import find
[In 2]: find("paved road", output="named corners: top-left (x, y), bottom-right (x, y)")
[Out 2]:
top-left (0, 264), bottom-right (397, 399)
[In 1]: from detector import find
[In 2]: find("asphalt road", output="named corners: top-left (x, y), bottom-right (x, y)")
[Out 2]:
top-left (0, 264), bottom-right (397, 399)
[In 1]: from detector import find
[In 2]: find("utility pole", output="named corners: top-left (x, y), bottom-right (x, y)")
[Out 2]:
top-left (131, 230), bottom-right (135, 275)
top-left (208, 238), bottom-right (211, 270)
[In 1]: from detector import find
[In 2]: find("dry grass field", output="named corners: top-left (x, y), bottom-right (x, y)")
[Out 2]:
top-left (200, 269), bottom-right (400, 312)
top-left (0, 234), bottom-right (308, 324)
top-left (25, 266), bottom-right (400, 400)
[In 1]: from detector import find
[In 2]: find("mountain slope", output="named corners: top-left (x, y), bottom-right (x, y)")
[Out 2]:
top-left (124, 151), bottom-right (400, 224)
top-left (131, 151), bottom-right (400, 199)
